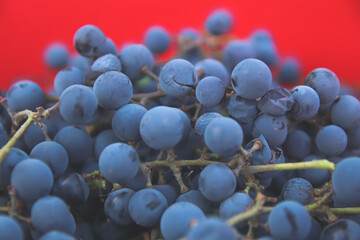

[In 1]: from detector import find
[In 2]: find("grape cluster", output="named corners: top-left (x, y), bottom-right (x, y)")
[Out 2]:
top-left (0, 8), bottom-right (359, 240)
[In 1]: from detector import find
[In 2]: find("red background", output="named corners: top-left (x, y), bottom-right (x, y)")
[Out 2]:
top-left (0, 0), bottom-right (360, 91)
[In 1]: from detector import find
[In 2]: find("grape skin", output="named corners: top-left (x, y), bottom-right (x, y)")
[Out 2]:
top-left (0, 215), bottom-right (23, 240)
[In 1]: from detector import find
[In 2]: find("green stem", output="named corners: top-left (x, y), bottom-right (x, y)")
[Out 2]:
top-left (0, 206), bottom-right (8, 212)
top-left (147, 159), bottom-right (223, 168)
top-left (0, 114), bottom-right (34, 164)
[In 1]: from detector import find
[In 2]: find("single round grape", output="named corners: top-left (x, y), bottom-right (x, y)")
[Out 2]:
top-left (252, 114), bottom-right (288, 147)
top-left (199, 164), bottom-right (236, 202)
top-left (196, 76), bottom-right (225, 107)
top-left (205, 9), bottom-right (232, 35)
top-left (289, 85), bottom-right (320, 120)
top-left (223, 40), bottom-right (256, 72)
top-left (231, 58), bottom-right (272, 100)
top-left (315, 125), bottom-right (347, 156)
top-left (320, 219), bottom-right (360, 240)
top-left (330, 95), bottom-right (360, 130)
top-left (53, 172), bottom-right (89, 205)
top-left (99, 143), bottom-right (140, 184)
top-left (283, 129), bottom-right (311, 161)
top-left (278, 58), bottom-right (300, 83)
top-left (281, 178), bottom-right (314, 205)
top-left (91, 53), bottom-right (121, 73)
top-left (11, 159), bottom-right (53, 203)
top-left (187, 218), bottom-right (237, 240)
top-left (98, 37), bottom-right (118, 56)
top-left (93, 71), bottom-right (133, 110)
top-left (160, 202), bottom-right (206, 240)
top-left (94, 129), bottom-right (121, 159)
top-left (104, 188), bottom-right (135, 226)
top-left (0, 215), bottom-right (23, 240)
top-left (128, 189), bottom-right (168, 227)
top-left (144, 26), bottom-right (170, 54)
top-left (154, 184), bottom-right (177, 205)
top-left (44, 43), bottom-right (69, 69)
top-left (54, 66), bottom-right (86, 96)
top-left (39, 231), bottom-right (75, 240)
top-left (73, 24), bottom-right (106, 57)
top-left (195, 112), bottom-right (222, 136)
top-left (226, 95), bottom-right (258, 124)
top-left (176, 190), bottom-right (213, 214)
top-left (195, 58), bottom-right (230, 86)
top-left (250, 29), bottom-right (278, 66)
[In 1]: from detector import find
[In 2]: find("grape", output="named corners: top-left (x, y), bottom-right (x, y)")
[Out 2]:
top-left (205, 9), bottom-right (232, 35)
top-left (231, 58), bottom-right (272, 100)
top-left (347, 125), bottom-right (360, 149)
top-left (11, 159), bottom-right (53, 203)
top-left (283, 129), bottom-right (311, 161)
top-left (204, 117), bottom-right (243, 155)
top-left (140, 106), bottom-right (184, 150)
top-left (119, 44), bottom-right (154, 81)
top-left (257, 86), bottom-right (294, 116)
top-left (252, 114), bottom-right (288, 147)
top-left (122, 168), bottom-right (147, 191)
top-left (23, 123), bottom-right (46, 150)
top-left (306, 218), bottom-right (322, 240)
top-left (99, 143), bottom-right (139, 184)
top-left (332, 157), bottom-right (360, 206)
top-left (174, 129), bottom-right (204, 160)
top-left (297, 155), bottom-right (330, 188)
top-left (315, 125), bottom-right (347, 156)
top-left (144, 26), bottom-right (170, 54)
top-left (54, 126), bottom-right (93, 166)
top-left (250, 29), bottom-right (278, 66)
top-left (179, 28), bottom-right (199, 40)
top-left (6, 80), bottom-right (45, 112)
top-left (73, 25), bottom-right (106, 57)
top-left (320, 219), bottom-right (360, 240)
top-left (39, 231), bottom-right (75, 240)
top-left (0, 148), bottom-right (28, 189)
top-left (226, 95), bottom-right (258, 124)
top-left (278, 58), bottom-right (300, 83)
top-left (0, 215), bottom-right (23, 240)
top-left (74, 223), bottom-right (96, 240)
top-left (44, 43), bottom-right (69, 69)
top-left (159, 59), bottom-right (197, 97)
top-left (289, 85), bottom-right (320, 120)
top-left (195, 112), bottom-right (222, 136)
top-left (128, 189), bottom-right (168, 227)
top-left (91, 53), bottom-right (121, 73)
top-left (54, 67), bottom-right (86, 95)
top-left (160, 202), bottom-right (206, 240)
top-left (187, 218), bottom-right (237, 240)
top-left (178, 28), bottom-right (202, 64)
top-left (104, 188), bottom-right (135, 226)
top-left (330, 95), bottom-right (360, 130)
top-left (268, 200), bottom-right (311, 240)
top-left (112, 104), bottom-right (147, 141)
top-left (59, 85), bottom-right (98, 125)
top-left (98, 37), bottom-right (118, 56)
top-left (199, 164), bottom-right (236, 202)
top-left (174, 108), bottom-right (191, 142)
top-left (246, 135), bottom-right (271, 165)
top-left (176, 190), bottom-right (213, 214)
top-left (31, 196), bottom-right (76, 235)
top-left (154, 184), bottom-right (177, 205)
top-left (93, 71), bottom-right (133, 110)
top-left (196, 76), bottom-right (225, 107)
top-left (281, 178), bottom-right (314, 205)
top-left (53, 172), bottom-right (89, 204)
top-left (304, 68), bottom-right (340, 104)
top-left (30, 141), bottom-right (69, 177)
top-left (223, 40), bottom-right (256, 72)
top-left (219, 192), bottom-right (254, 228)
top-left (195, 58), bottom-right (230, 86)
top-left (0, 104), bottom-right (12, 134)
top-left (94, 129), bottom-right (121, 159)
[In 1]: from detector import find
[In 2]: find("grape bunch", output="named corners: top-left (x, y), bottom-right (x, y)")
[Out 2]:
top-left (0, 8), bottom-right (360, 240)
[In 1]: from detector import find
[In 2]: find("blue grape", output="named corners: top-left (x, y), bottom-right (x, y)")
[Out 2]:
top-left (159, 59), bottom-right (197, 97)
top-left (196, 76), bottom-right (225, 107)
top-left (122, 168), bottom-right (147, 191)
top-left (11, 159), bottom-right (53, 203)
top-left (332, 157), bottom-right (360, 206)
top-left (99, 143), bottom-right (140, 184)
top-left (104, 188), bottom-right (135, 226)
top-left (91, 53), bottom-right (121, 73)
top-left (223, 40), bottom-right (256, 72)
top-left (320, 219), bottom-right (360, 240)
top-left (0, 215), bottom-right (23, 240)
top-left (297, 155), bottom-right (330, 188)
top-left (23, 123), bottom-right (47, 150)
top-left (257, 147), bottom-right (285, 179)
top-left (0, 148), bottom-right (28, 189)
top-left (160, 202), bottom-right (206, 240)
top-left (246, 135), bottom-right (271, 165)
top-left (30, 141), bottom-right (69, 177)
top-left (175, 108), bottom-right (191, 142)
top-left (250, 29), bottom-right (278, 66)
top-left (315, 125), bottom-right (347, 156)
top-left (195, 58), bottom-right (230, 86)
top-left (278, 58), bottom-right (300, 83)
top-left (59, 85), bottom-right (98, 125)
top-left (179, 28), bottom-right (199, 40)
top-left (128, 189), bottom-right (168, 227)
top-left (195, 112), bottom-right (222, 136)
top-left (98, 37), bottom-right (118, 56)
top-left (112, 104), bottom-right (147, 141)
top-left (31, 196), bottom-right (76, 235)
top-left (6, 80), bottom-right (45, 112)
top-left (39, 231), bottom-right (75, 240)
top-left (289, 85), bottom-right (320, 120)
top-left (257, 86), bottom-right (294, 116)
top-left (268, 200), bottom-right (311, 240)
top-left (220, 192), bottom-right (254, 228)
top-left (187, 217), bottom-right (237, 240)
top-left (306, 218), bottom-right (322, 240)
top-left (226, 95), bottom-right (258, 124)
top-left (199, 164), bottom-right (236, 202)
top-left (54, 126), bottom-right (93, 166)
top-left (347, 125), bottom-right (360, 149)
top-left (144, 26), bottom-right (170, 54)
top-left (204, 117), bottom-right (243, 155)
top-left (176, 190), bottom-right (213, 214)
top-left (178, 28), bottom-right (202, 64)
top-left (44, 43), bottom-right (69, 69)
top-left (54, 67), bottom-right (85, 96)
top-left (175, 129), bottom-right (204, 160)
top-left (330, 95), bottom-right (360, 130)
top-left (205, 9), bottom-right (232, 35)
top-left (283, 129), bottom-right (311, 160)
top-left (53, 172), bottom-right (89, 204)
top-left (281, 178), bottom-right (314, 205)
top-left (93, 71), bottom-right (133, 110)
top-left (304, 68), bottom-right (340, 104)
top-left (94, 129), bottom-right (121, 159)
top-left (154, 184), bottom-right (177, 205)
top-left (231, 58), bottom-right (272, 100)
top-left (252, 114), bottom-right (288, 147)
top-left (73, 24), bottom-right (106, 57)
top-left (70, 54), bottom-right (91, 71)
top-left (119, 44), bottom-right (154, 81)
top-left (140, 106), bottom-right (184, 150)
